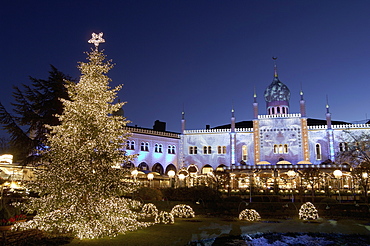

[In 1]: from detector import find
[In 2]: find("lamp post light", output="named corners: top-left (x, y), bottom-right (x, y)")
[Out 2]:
top-left (131, 169), bottom-right (138, 180)
top-left (178, 173), bottom-right (185, 187)
top-left (287, 170), bottom-right (296, 202)
top-left (362, 172), bottom-right (369, 203)
top-left (168, 170), bottom-right (176, 188)
top-left (333, 169), bottom-right (342, 203)
top-left (147, 173), bottom-right (154, 188)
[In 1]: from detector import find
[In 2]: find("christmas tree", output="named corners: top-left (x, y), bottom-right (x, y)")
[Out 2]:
top-left (14, 33), bottom-right (150, 239)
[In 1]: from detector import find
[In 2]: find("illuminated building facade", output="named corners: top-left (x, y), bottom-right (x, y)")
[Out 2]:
top-left (125, 61), bottom-right (370, 188)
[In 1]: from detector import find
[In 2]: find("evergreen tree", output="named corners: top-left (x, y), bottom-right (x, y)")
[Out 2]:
top-left (0, 65), bottom-right (71, 163)
top-left (14, 33), bottom-right (149, 239)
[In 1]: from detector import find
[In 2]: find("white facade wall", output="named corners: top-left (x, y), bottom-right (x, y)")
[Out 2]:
top-left (125, 131), bottom-right (180, 173)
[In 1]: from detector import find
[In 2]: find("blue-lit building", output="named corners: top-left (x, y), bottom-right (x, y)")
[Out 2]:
top-left (125, 62), bottom-right (370, 188)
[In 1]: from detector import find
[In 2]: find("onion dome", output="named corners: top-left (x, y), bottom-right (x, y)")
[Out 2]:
top-left (264, 58), bottom-right (290, 115)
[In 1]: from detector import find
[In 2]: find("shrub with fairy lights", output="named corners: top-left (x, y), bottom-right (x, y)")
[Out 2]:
top-left (170, 204), bottom-right (195, 218)
top-left (140, 203), bottom-right (158, 218)
top-left (299, 202), bottom-right (319, 220)
top-left (154, 211), bottom-right (174, 224)
top-left (238, 209), bottom-right (261, 221)
top-left (12, 33), bottom-right (149, 239)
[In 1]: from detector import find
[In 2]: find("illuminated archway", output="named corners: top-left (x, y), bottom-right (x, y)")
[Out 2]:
top-left (152, 163), bottom-right (164, 175)
top-left (165, 164), bottom-right (177, 174)
top-left (202, 164), bottom-right (213, 174)
top-left (138, 162), bottom-right (149, 171)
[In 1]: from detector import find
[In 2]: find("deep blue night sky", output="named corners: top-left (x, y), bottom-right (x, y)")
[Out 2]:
top-left (2, 0), bottom-right (370, 134)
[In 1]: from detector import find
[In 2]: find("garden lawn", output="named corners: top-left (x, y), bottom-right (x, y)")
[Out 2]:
top-left (65, 216), bottom-right (370, 246)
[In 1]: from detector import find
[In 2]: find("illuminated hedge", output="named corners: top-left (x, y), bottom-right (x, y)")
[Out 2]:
top-left (170, 204), bottom-right (195, 218)
top-left (299, 202), bottom-right (319, 220)
top-left (140, 203), bottom-right (158, 218)
top-left (238, 209), bottom-right (261, 221)
top-left (154, 211), bottom-right (174, 224)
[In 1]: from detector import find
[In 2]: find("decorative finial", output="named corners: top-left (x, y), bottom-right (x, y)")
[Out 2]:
top-left (272, 57), bottom-right (278, 78)
top-left (88, 32), bottom-right (105, 49)
top-left (326, 95), bottom-right (330, 113)
top-left (231, 101), bottom-right (235, 117)
top-left (300, 83), bottom-right (304, 99)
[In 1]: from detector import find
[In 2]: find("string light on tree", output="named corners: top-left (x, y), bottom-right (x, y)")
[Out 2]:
top-left (88, 32), bottom-right (105, 49)
top-left (13, 33), bottom-right (149, 239)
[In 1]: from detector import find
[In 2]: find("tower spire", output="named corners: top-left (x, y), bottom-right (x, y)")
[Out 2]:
top-left (326, 95), bottom-right (332, 129)
top-left (272, 57), bottom-right (278, 78)
top-left (253, 86), bottom-right (258, 119)
top-left (300, 83), bottom-right (306, 117)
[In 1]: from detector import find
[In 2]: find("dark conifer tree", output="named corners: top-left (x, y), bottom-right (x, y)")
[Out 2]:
top-left (0, 65), bottom-right (72, 163)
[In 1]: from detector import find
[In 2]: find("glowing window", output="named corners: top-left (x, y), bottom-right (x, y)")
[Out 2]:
top-left (217, 146), bottom-right (226, 154)
top-left (242, 145), bottom-right (247, 161)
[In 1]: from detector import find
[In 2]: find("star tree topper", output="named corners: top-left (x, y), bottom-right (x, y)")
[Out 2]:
top-left (88, 32), bottom-right (105, 49)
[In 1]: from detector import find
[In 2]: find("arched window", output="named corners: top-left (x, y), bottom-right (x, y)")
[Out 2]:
top-left (203, 146), bottom-right (211, 154)
top-left (217, 146), bottom-right (226, 154)
top-left (140, 142), bottom-right (145, 151)
top-left (154, 143), bottom-right (162, 153)
top-left (130, 141), bottom-right (135, 150)
top-left (315, 143), bottom-right (321, 160)
top-left (126, 140), bottom-right (131, 149)
top-left (273, 144), bottom-right (278, 154)
top-left (279, 144), bottom-right (283, 154)
top-left (284, 144), bottom-right (288, 153)
top-left (189, 146), bottom-right (197, 155)
top-left (168, 145), bottom-right (176, 154)
top-left (242, 145), bottom-right (248, 161)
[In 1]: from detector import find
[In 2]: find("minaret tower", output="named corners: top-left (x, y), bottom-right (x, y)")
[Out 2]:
top-left (299, 85), bottom-right (306, 117)
top-left (299, 86), bottom-right (310, 162)
top-left (325, 96), bottom-right (335, 161)
top-left (230, 106), bottom-right (236, 165)
top-left (253, 87), bottom-right (258, 119)
top-left (181, 110), bottom-right (186, 134)
top-left (326, 96), bottom-right (332, 129)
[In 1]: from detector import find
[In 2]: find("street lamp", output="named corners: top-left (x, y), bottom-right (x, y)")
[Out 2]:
top-left (147, 173), bottom-right (154, 187)
top-left (362, 171), bottom-right (369, 203)
top-left (178, 174), bottom-right (185, 187)
top-left (287, 170), bottom-right (296, 202)
top-left (168, 170), bottom-right (175, 188)
top-left (333, 169), bottom-right (342, 203)
top-left (131, 169), bottom-right (138, 180)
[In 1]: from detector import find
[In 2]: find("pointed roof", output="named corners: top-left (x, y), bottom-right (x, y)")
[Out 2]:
top-left (264, 58), bottom-right (290, 103)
